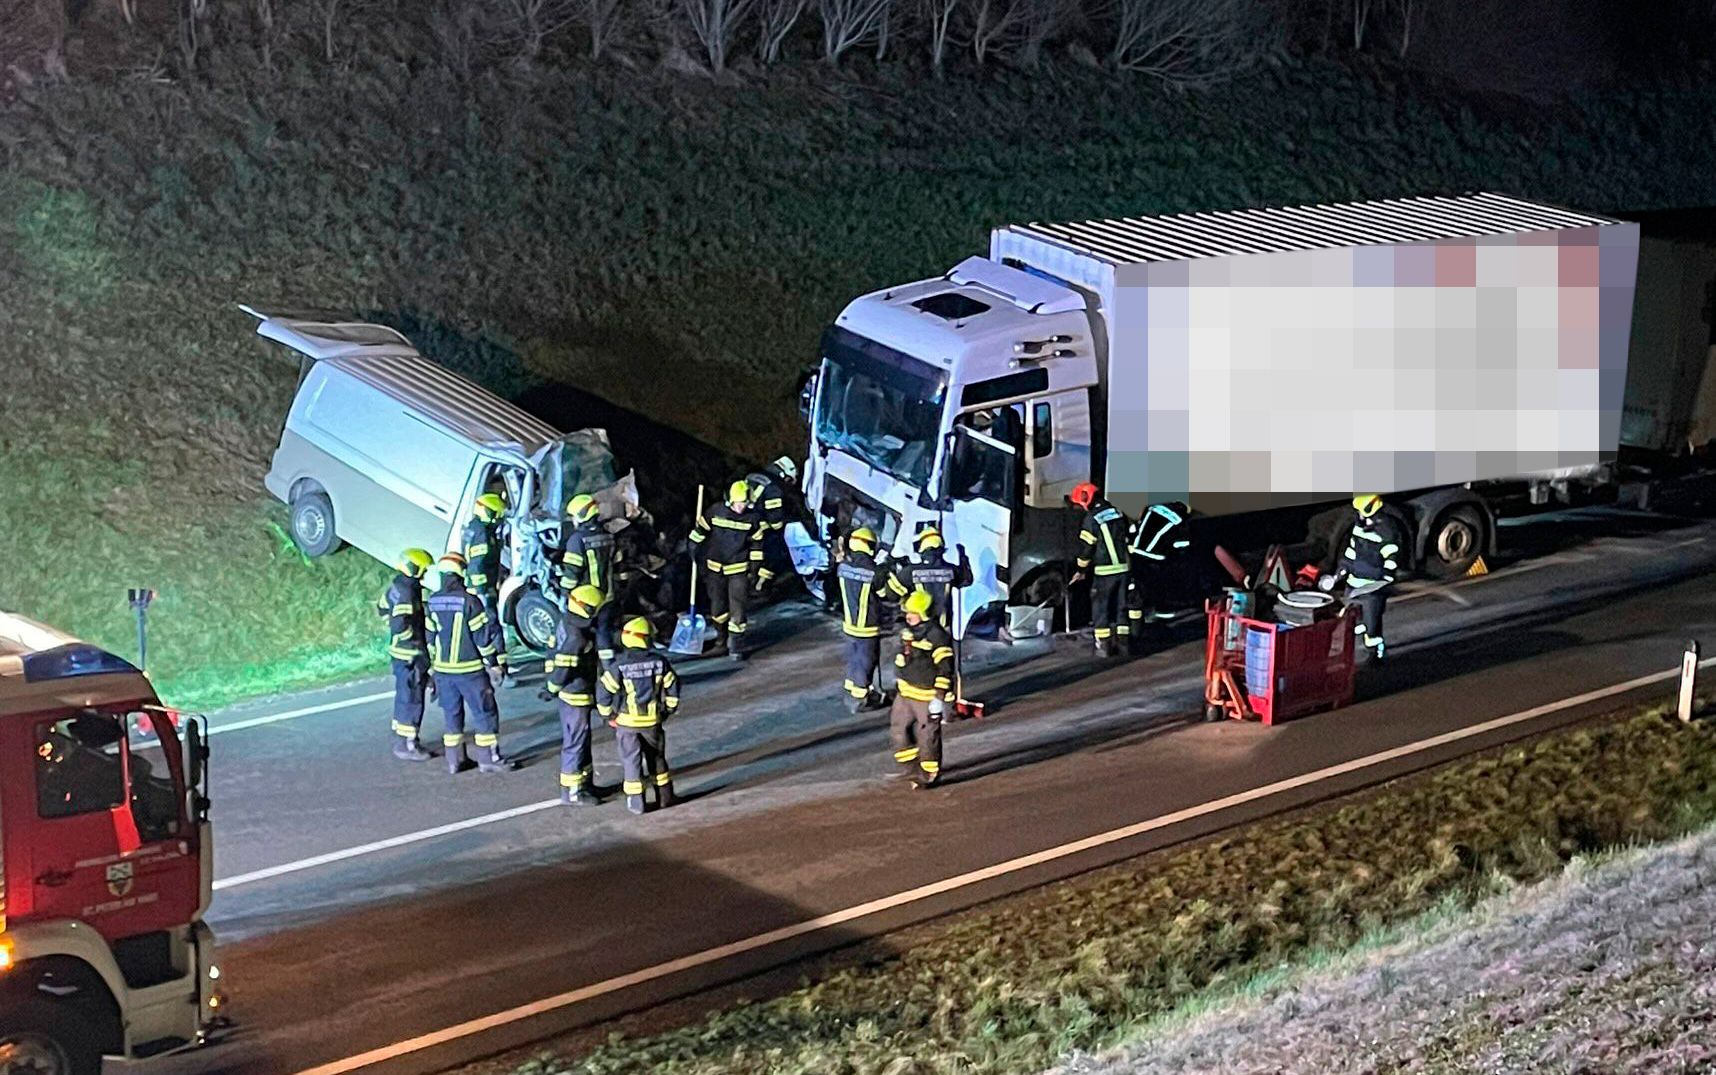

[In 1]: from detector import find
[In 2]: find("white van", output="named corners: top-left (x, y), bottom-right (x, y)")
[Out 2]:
top-left (247, 307), bottom-right (639, 651)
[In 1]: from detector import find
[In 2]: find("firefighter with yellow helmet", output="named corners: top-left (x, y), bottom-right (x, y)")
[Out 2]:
top-left (543, 583), bottom-right (606, 806)
top-left (837, 526), bottom-right (888, 712)
top-left (688, 480), bottom-right (767, 660)
top-left (597, 617), bottom-right (681, 815)
top-left (377, 547), bottom-right (435, 761)
top-left (558, 493), bottom-right (620, 663)
top-left (1324, 493), bottom-right (1410, 662)
top-left (460, 491), bottom-right (512, 683)
top-left (890, 588), bottom-right (953, 788)
top-left (425, 552), bottom-right (517, 774)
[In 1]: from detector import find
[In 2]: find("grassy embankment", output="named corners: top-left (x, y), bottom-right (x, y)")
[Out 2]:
top-left (488, 703), bottom-right (1716, 1075)
top-left (1063, 819), bottom-right (1716, 1074)
top-left (2, 10), bottom-right (1715, 708)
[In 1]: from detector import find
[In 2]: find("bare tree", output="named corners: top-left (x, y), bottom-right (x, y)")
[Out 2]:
top-left (757, 0), bottom-right (807, 61)
top-left (176, 0), bottom-right (209, 75)
top-left (578, 0), bottom-right (631, 57)
top-left (679, 0), bottom-right (754, 69)
top-left (816, 0), bottom-right (889, 62)
top-left (1349, 0), bottom-right (1373, 49)
top-left (252, 0), bottom-right (280, 72)
top-left (493, 0), bottom-right (581, 64)
top-left (920, 0), bottom-right (959, 70)
top-left (429, 0), bottom-right (480, 77)
top-left (968, 0), bottom-right (1024, 62)
top-left (1394, 0), bottom-right (1414, 56)
top-left (1106, 0), bottom-right (1271, 85)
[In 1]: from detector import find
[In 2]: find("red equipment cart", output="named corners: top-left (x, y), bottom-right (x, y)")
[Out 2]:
top-left (1204, 596), bottom-right (1359, 724)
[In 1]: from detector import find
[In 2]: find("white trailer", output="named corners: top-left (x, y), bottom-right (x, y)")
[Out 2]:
top-left (800, 193), bottom-right (1642, 635)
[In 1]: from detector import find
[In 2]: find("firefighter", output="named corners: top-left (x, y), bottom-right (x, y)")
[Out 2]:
top-left (890, 588), bottom-right (953, 788)
top-left (744, 456), bottom-right (799, 591)
top-left (838, 527), bottom-right (888, 713)
top-left (424, 553), bottom-right (517, 774)
top-left (1326, 493), bottom-right (1410, 662)
top-left (376, 547), bottom-right (435, 762)
top-left (461, 491), bottom-right (512, 683)
top-left (597, 617), bottom-right (680, 815)
top-left (688, 480), bottom-right (766, 660)
top-left (883, 526), bottom-right (972, 630)
top-left (1069, 482), bottom-right (1133, 657)
top-left (1126, 500), bottom-right (1193, 634)
top-left (541, 584), bottom-right (605, 806)
top-left (559, 493), bottom-right (620, 663)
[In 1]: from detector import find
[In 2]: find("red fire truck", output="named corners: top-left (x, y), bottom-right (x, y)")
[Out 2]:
top-left (0, 612), bottom-right (223, 1075)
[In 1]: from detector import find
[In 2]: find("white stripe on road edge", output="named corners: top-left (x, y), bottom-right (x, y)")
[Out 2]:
top-left (291, 657), bottom-right (1716, 1075)
top-left (214, 799), bottom-right (561, 890)
top-left (204, 691), bottom-right (393, 737)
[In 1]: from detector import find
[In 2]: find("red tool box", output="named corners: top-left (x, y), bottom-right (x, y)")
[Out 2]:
top-left (1203, 596), bottom-right (1358, 725)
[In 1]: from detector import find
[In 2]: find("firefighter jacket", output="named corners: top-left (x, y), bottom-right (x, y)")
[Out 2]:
top-left (1343, 508), bottom-right (1411, 586)
top-left (1129, 503), bottom-right (1191, 562)
top-left (559, 519), bottom-right (618, 600)
top-left (744, 466), bottom-right (793, 531)
top-left (1076, 500), bottom-right (1133, 576)
top-left (690, 503), bottom-right (765, 576)
top-left (460, 517), bottom-right (503, 593)
top-left (597, 648), bottom-right (681, 729)
top-left (376, 572), bottom-right (427, 660)
top-left (545, 610), bottom-right (598, 707)
top-left (838, 550), bottom-right (886, 639)
top-left (884, 550), bottom-right (973, 627)
top-left (894, 621), bottom-right (955, 703)
top-left (424, 577), bottom-right (501, 675)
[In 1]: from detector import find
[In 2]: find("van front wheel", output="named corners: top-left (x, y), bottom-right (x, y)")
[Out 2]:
top-left (513, 589), bottom-right (562, 655)
top-left (289, 490), bottom-right (342, 558)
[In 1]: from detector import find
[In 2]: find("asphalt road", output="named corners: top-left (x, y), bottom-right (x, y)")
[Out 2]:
top-left (152, 506), bottom-right (1716, 1075)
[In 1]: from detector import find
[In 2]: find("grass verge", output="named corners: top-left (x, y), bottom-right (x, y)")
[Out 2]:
top-left (494, 702), bottom-right (1716, 1075)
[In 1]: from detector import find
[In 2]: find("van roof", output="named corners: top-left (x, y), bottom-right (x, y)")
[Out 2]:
top-left (1006, 192), bottom-right (1620, 266)
top-left (246, 310), bottom-right (563, 459)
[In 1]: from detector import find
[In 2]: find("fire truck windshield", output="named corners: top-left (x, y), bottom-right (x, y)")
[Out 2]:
top-left (815, 326), bottom-right (948, 490)
top-left (33, 708), bottom-right (184, 841)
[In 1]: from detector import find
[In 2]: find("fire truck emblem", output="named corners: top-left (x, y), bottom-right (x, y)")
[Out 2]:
top-left (106, 861), bottom-right (135, 898)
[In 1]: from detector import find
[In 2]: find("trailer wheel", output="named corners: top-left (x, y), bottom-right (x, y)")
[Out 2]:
top-left (1425, 504), bottom-right (1485, 578)
top-left (288, 489), bottom-right (342, 558)
top-left (0, 998), bottom-right (101, 1075)
top-left (512, 588), bottom-right (562, 655)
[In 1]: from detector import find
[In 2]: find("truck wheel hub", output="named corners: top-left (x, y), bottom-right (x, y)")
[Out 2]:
top-left (0, 1035), bottom-right (72, 1075)
top-left (1438, 521), bottom-right (1475, 561)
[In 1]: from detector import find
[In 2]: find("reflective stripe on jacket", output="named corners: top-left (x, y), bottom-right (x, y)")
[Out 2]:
top-left (376, 572), bottom-right (426, 660)
top-left (546, 613), bottom-right (598, 707)
top-left (424, 578), bottom-right (500, 674)
top-left (1129, 503), bottom-right (1191, 562)
top-left (461, 518), bottom-right (502, 591)
top-left (839, 552), bottom-right (884, 638)
top-left (1077, 502), bottom-right (1132, 576)
top-left (894, 621), bottom-right (954, 702)
top-left (1343, 508), bottom-right (1410, 585)
top-left (559, 520), bottom-right (618, 599)
top-left (597, 648), bottom-right (681, 728)
top-left (689, 503), bottom-right (765, 575)
top-left (884, 552), bottom-right (973, 626)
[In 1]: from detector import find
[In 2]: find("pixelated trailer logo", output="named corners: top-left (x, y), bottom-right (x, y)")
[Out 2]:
top-left (106, 861), bottom-right (135, 898)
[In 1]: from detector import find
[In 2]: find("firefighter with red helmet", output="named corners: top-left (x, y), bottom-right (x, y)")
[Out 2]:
top-left (1069, 482), bottom-right (1133, 657)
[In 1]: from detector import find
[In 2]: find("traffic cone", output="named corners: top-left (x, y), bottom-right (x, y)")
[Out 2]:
top-left (1465, 556), bottom-right (1490, 577)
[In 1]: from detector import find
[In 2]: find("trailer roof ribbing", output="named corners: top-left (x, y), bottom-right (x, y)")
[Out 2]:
top-left (1011, 192), bottom-right (1618, 265)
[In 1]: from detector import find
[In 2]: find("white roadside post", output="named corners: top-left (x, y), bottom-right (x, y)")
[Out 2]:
top-left (1678, 640), bottom-right (1700, 723)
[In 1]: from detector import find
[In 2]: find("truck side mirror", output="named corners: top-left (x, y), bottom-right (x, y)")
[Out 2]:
top-left (797, 368), bottom-right (820, 427)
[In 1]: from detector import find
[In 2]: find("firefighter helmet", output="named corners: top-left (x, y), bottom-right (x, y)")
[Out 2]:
top-left (772, 456), bottom-right (798, 483)
top-left (1352, 493), bottom-right (1383, 518)
top-left (436, 552), bottom-right (467, 577)
top-left (848, 527), bottom-right (876, 553)
top-left (902, 588), bottom-right (934, 619)
top-left (1069, 482), bottom-right (1099, 510)
top-left (399, 548), bottom-right (434, 577)
top-left (566, 584), bottom-right (604, 620)
top-left (475, 492), bottom-right (507, 521)
top-left (620, 616), bottom-right (653, 649)
top-left (915, 527), bottom-right (944, 551)
top-left (566, 493), bottom-right (598, 524)
top-left (727, 480), bottom-right (751, 507)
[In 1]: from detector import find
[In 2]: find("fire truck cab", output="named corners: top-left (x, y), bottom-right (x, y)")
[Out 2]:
top-left (0, 612), bottom-right (222, 1075)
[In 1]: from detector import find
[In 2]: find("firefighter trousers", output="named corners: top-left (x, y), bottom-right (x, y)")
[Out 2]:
top-left (616, 725), bottom-right (672, 798)
top-left (593, 602), bottom-right (618, 663)
top-left (889, 696), bottom-right (942, 777)
top-left (391, 655), bottom-right (428, 737)
top-left (704, 571), bottom-right (749, 651)
top-left (844, 635), bottom-right (880, 700)
top-left (1345, 584), bottom-right (1390, 658)
top-left (434, 671), bottom-right (501, 749)
top-left (1090, 573), bottom-right (1130, 641)
top-left (559, 701), bottom-right (593, 790)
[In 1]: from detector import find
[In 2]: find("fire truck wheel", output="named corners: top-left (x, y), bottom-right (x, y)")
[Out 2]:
top-left (0, 998), bottom-right (101, 1075)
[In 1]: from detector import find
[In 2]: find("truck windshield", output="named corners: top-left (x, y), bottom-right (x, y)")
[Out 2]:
top-left (815, 326), bottom-right (948, 490)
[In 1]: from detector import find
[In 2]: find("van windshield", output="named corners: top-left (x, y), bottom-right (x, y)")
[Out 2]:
top-left (539, 430), bottom-right (621, 514)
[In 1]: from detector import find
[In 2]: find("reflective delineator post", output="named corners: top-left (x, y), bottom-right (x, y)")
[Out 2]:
top-left (127, 588), bottom-right (156, 672)
top-left (1678, 640), bottom-right (1700, 723)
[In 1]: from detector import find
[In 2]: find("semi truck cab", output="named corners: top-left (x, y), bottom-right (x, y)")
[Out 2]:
top-left (802, 255), bottom-right (1100, 635)
top-left (0, 613), bottom-right (222, 1075)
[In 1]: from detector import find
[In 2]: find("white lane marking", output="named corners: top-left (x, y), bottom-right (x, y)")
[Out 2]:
top-left (214, 799), bottom-right (561, 890)
top-left (1438, 589), bottom-right (1472, 607)
top-left (291, 657), bottom-right (1715, 1075)
top-left (204, 692), bottom-right (394, 737)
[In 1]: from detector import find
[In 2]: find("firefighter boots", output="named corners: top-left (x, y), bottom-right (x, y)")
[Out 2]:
top-left (561, 787), bottom-right (599, 807)
top-left (476, 746), bottom-right (519, 773)
top-left (626, 794), bottom-right (647, 815)
top-left (393, 737), bottom-right (432, 762)
top-left (446, 742), bottom-right (475, 775)
top-left (656, 782), bottom-right (677, 809)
